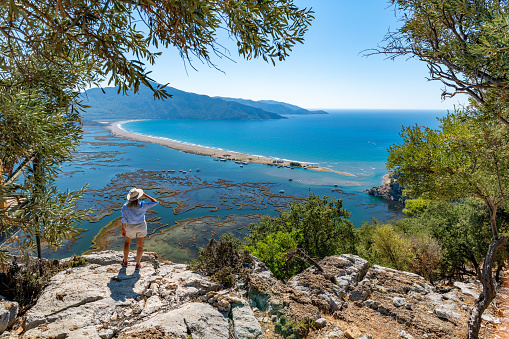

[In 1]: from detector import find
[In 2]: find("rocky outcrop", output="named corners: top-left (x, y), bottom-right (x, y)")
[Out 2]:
top-left (315, 265), bottom-right (495, 339)
top-left (0, 251), bottom-right (498, 339)
top-left (0, 297), bottom-right (18, 334)
top-left (366, 173), bottom-right (405, 202)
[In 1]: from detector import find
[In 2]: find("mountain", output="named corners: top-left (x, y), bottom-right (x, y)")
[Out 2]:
top-left (218, 97), bottom-right (328, 115)
top-left (80, 85), bottom-right (286, 121)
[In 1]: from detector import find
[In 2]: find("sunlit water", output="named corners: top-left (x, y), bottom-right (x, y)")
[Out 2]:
top-left (8, 109), bottom-right (448, 262)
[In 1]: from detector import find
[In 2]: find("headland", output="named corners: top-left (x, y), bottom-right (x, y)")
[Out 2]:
top-left (108, 121), bottom-right (355, 177)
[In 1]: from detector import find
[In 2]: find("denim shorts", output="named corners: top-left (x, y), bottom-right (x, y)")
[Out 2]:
top-left (125, 221), bottom-right (147, 239)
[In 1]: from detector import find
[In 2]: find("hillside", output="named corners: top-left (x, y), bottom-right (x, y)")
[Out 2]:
top-left (81, 85), bottom-right (286, 121)
top-left (219, 96), bottom-right (328, 115)
top-left (0, 251), bottom-right (497, 339)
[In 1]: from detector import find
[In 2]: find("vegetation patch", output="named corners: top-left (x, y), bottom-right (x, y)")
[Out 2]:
top-left (190, 233), bottom-right (253, 288)
top-left (0, 255), bottom-right (87, 314)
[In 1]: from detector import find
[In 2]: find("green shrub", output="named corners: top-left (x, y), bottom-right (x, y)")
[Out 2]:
top-left (246, 230), bottom-right (302, 281)
top-left (274, 316), bottom-right (307, 339)
top-left (396, 199), bottom-right (494, 279)
top-left (289, 162), bottom-right (301, 167)
top-left (246, 192), bottom-right (355, 259)
top-left (408, 233), bottom-right (442, 282)
top-left (190, 233), bottom-right (252, 287)
top-left (372, 224), bottom-right (414, 271)
top-left (0, 255), bottom-right (87, 315)
top-left (402, 197), bottom-right (431, 216)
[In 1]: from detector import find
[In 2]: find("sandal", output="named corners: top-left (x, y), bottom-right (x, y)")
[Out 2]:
top-left (135, 263), bottom-right (141, 270)
top-left (121, 259), bottom-right (128, 267)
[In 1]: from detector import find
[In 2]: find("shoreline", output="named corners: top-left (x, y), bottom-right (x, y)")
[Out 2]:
top-left (107, 120), bottom-right (355, 177)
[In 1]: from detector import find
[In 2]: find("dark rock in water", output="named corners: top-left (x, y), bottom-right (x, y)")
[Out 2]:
top-left (365, 172), bottom-right (405, 202)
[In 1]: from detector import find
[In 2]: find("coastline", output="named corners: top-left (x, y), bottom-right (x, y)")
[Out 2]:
top-left (107, 120), bottom-right (355, 177)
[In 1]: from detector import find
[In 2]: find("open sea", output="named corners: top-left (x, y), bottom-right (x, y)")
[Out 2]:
top-left (121, 109), bottom-right (446, 190)
top-left (48, 109), bottom-right (446, 262)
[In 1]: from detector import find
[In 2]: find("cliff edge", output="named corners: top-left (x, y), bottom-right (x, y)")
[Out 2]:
top-left (0, 251), bottom-right (497, 338)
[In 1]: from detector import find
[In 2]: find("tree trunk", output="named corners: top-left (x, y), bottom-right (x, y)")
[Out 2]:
top-left (0, 159), bottom-right (6, 214)
top-left (33, 153), bottom-right (43, 276)
top-left (470, 254), bottom-right (481, 280)
top-left (467, 235), bottom-right (506, 339)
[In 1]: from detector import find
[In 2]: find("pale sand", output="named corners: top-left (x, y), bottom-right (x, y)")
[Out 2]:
top-left (107, 121), bottom-right (355, 177)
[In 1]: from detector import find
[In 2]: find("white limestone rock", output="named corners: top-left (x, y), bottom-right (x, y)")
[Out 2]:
top-left (454, 281), bottom-right (480, 299)
top-left (0, 299), bottom-right (18, 334)
top-left (435, 302), bottom-right (461, 320)
top-left (124, 302), bottom-right (228, 338)
top-left (231, 300), bottom-right (263, 338)
top-left (392, 297), bottom-right (407, 308)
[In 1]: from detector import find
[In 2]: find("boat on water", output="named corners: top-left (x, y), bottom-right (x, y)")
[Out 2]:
top-left (196, 168), bottom-right (201, 172)
top-left (279, 190), bottom-right (285, 193)
top-left (220, 158), bottom-right (227, 162)
top-left (242, 161), bottom-right (248, 165)
top-left (169, 170), bottom-right (175, 173)
top-left (289, 179), bottom-right (293, 181)
top-left (213, 158), bottom-right (220, 161)
top-left (240, 165), bottom-right (243, 168)
top-left (182, 171), bottom-right (187, 174)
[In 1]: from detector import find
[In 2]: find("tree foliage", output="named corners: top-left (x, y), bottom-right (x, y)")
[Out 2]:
top-left (246, 230), bottom-right (302, 281)
top-left (399, 199), bottom-right (494, 279)
top-left (191, 233), bottom-right (252, 288)
top-left (387, 109), bottom-right (509, 337)
top-left (1, 0), bottom-right (314, 96)
top-left (382, 0), bottom-right (509, 121)
top-left (388, 110), bottom-right (509, 235)
top-left (371, 224), bottom-right (414, 271)
top-left (0, 0), bottom-right (314, 261)
top-left (0, 65), bottom-right (92, 260)
top-left (245, 193), bottom-right (356, 277)
top-left (380, 2), bottom-right (509, 334)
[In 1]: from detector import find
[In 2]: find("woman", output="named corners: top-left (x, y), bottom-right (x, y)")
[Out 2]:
top-left (121, 187), bottom-right (159, 270)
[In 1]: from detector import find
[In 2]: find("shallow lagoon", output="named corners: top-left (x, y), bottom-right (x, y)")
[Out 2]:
top-left (49, 110), bottom-right (445, 262)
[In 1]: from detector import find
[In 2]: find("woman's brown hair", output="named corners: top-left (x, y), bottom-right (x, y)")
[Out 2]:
top-left (127, 199), bottom-right (139, 209)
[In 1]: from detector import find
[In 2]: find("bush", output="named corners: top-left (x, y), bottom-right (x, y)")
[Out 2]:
top-left (246, 193), bottom-right (355, 260)
top-left (396, 199), bottom-right (493, 279)
top-left (246, 230), bottom-right (302, 281)
top-left (372, 224), bottom-right (414, 271)
top-left (274, 316), bottom-right (307, 339)
top-left (0, 255), bottom-right (87, 314)
top-left (402, 197), bottom-right (431, 216)
top-left (289, 162), bottom-right (301, 167)
top-left (408, 233), bottom-right (443, 282)
top-left (190, 233), bottom-right (252, 287)
top-left (358, 199), bottom-right (495, 282)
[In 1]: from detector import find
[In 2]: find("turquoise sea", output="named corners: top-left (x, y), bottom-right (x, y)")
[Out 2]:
top-left (47, 109), bottom-right (446, 262)
top-left (122, 109), bottom-right (446, 190)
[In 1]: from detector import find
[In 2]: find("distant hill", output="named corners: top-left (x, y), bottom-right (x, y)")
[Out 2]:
top-left (80, 85), bottom-right (286, 121)
top-left (218, 97), bottom-right (328, 115)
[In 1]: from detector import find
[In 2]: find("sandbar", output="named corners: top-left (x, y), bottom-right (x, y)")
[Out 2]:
top-left (107, 120), bottom-right (355, 177)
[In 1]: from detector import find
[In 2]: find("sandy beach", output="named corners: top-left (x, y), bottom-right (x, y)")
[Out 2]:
top-left (107, 121), bottom-right (355, 177)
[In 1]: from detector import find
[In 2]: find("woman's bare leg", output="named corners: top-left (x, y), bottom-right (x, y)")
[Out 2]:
top-left (123, 237), bottom-right (132, 262)
top-left (136, 237), bottom-right (145, 266)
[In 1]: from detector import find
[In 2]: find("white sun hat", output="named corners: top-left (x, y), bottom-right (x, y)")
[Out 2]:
top-left (127, 187), bottom-right (144, 201)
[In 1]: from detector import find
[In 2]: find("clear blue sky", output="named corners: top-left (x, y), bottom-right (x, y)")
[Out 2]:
top-left (144, 0), bottom-right (466, 110)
